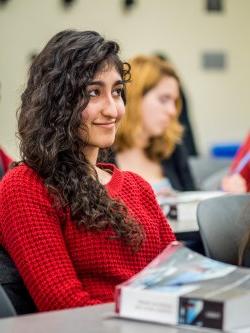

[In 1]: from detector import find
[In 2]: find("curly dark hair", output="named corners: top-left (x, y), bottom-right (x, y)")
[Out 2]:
top-left (17, 30), bottom-right (144, 251)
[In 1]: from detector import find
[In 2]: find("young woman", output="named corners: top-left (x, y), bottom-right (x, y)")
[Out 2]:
top-left (0, 30), bottom-right (175, 312)
top-left (113, 55), bottom-right (195, 201)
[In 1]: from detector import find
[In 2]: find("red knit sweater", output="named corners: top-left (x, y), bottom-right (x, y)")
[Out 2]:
top-left (0, 163), bottom-right (175, 312)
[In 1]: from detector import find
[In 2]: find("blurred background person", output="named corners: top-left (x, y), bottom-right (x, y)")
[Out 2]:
top-left (154, 53), bottom-right (198, 157)
top-left (112, 55), bottom-right (196, 203)
top-left (0, 146), bottom-right (12, 179)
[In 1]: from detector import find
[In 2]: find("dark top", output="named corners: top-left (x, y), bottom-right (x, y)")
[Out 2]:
top-left (242, 248), bottom-right (250, 268)
top-left (108, 144), bottom-right (196, 192)
top-left (0, 247), bottom-right (36, 314)
top-left (179, 89), bottom-right (198, 157)
top-left (160, 144), bottom-right (196, 191)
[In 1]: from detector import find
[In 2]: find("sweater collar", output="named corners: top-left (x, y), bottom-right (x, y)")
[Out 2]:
top-left (97, 163), bottom-right (123, 196)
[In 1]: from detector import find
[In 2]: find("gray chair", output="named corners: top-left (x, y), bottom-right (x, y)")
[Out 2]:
top-left (197, 194), bottom-right (250, 265)
top-left (200, 167), bottom-right (228, 191)
top-left (189, 156), bottom-right (230, 190)
top-left (0, 285), bottom-right (16, 318)
top-left (0, 247), bottom-right (36, 315)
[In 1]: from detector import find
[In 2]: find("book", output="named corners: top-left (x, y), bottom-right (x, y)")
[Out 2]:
top-left (157, 191), bottom-right (225, 221)
top-left (115, 241), bottom-right (250, 331)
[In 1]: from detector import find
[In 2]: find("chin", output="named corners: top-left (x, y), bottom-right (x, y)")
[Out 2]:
top-left (151, 129), bottom-right (165, 137)
top-left (98, 139), bottom-right (115, 149)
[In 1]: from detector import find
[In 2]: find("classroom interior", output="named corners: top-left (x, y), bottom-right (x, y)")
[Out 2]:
top-left (0, 0), bottom-right (250, 331)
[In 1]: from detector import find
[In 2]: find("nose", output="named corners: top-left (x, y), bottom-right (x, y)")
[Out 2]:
top-left (102, 94), bottom-right (118, 118)
top-left (166, 100), bottom-right (178, 118)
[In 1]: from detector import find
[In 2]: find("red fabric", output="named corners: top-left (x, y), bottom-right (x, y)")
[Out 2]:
top-left (0, 148), bottom-right (12, 174)
top-left (0, 163), bottom-right (175, 312)
top-left (230, 133), bottom-right (250, 191)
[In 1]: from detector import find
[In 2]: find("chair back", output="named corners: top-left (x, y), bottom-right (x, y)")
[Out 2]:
top-left (0, 284), bottom-right (16, 318)
top-left (189, 156), bottom-right (230, 189)
top-left (197, 194), bottom-right (250, 265)
top-left (0, 247), bottom-right (36, 315)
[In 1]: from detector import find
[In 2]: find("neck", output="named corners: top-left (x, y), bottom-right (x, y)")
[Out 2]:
top-left (83, 146), bottom-right (112, 185)
top-left (120, 147), bottom-right (148, 159)
top-left (135, 132), bottom-right (149, 149)
top-left (83, 146), bottom-right (99, 166)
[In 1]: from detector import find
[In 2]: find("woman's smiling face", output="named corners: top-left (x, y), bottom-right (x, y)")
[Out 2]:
top-left (81, 66), bottom-right (125, 156)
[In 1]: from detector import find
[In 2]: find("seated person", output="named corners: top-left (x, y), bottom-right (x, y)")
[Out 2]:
top-left (0, 147), bottom-right (12, 179)
top-left (238, 202), bottom-right (250, 267)
top-left (0, 30), bottom-right (175, 312)
top-left (221, 133), bottom-right (250, 193)
top-left (113, 55), bottom-right (196, 202)
top-left (155, 52), bottom-right (198, 157)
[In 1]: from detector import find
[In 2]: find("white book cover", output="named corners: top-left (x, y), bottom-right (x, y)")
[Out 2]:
top-left (115, 242), bottom-right (250, 331)
top-left (157, 191), bottom-right (226, 221)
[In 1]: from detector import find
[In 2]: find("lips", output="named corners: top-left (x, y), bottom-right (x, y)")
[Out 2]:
top-left (93, 122), bottom-right (116, 129)
top-left (93, 122), bottom-right (115, 125)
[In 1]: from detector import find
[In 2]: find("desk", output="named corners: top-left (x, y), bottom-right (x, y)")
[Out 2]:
top-left (0, 303), bottom-right (240, 333)
top-left (169, 218), bottom-right (198, 234)
top-left (168, 218), bottom-right (204, 255)
top-left (164, 191), bottom-right (225, 234)
top-left (0, 303), bottom-right (189, 333)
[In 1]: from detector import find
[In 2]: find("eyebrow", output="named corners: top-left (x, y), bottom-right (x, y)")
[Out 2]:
top-left (88, 80), bottom-right (125, 86)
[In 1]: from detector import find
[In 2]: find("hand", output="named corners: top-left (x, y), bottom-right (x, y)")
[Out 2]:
top-left (221, 174), bottom-right (247, 193)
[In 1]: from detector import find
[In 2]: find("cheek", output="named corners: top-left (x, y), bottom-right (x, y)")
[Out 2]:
top-left (117, 101), bottom-right (126, 119)
top-left (142, 95), bottom-right (158, 119)
top-left (81, 108), bottom-right (89, 122)
top-left (142, 105), bottom-right (157, 125)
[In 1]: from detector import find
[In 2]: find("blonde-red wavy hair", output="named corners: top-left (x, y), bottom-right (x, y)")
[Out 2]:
top-left (114, 55), bottom-right (183, 161)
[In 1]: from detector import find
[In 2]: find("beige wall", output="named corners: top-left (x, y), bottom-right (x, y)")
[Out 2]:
top-left (0, 0), bottom-right (249, 158)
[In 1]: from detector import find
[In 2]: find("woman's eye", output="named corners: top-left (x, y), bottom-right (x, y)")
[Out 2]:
top-left (88, 89), bottom-right (100, 97)
top-left (159, 96), bottom-right (170, 103)
top-left (113, 87), bottom-right (124, 97)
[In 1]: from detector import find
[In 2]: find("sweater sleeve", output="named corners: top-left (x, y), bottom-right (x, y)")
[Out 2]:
top-left (0, 167), bottom-right (101, 311)
top-left (130, 172), bottom-right (176, 249)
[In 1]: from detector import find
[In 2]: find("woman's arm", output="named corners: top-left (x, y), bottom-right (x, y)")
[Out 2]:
top-left (0, 166), bottom-right (101, 311)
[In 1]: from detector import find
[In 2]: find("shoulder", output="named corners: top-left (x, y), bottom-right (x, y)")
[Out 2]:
top-left (121, 169), bottom-right (156, 199)
top-left (0, 164), bottom-right (46, 200)
top-left (162, 144), bottom-right (190, 168)
top-left (1, 163), bottom-right (41, 185)
top-left (171, 144), bottom-right (188, 160)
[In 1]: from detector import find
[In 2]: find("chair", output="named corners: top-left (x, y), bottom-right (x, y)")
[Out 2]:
top-left (200, 167), bottom-right (228, 191)
top-left (0, 246), bottom-right (36, 316)
top-left (189, 156), bottom-right (230, 190)
top-left (197, 194), bottom-right (250, 265)
top-left (0, 285), bottom-right (16, 318)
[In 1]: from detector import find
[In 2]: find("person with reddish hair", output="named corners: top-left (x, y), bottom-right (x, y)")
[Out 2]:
top-left (114, 55), bottom-right (195, 194)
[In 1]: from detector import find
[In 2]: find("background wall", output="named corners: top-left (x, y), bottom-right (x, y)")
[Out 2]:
top-left (0, 0), bottom-right (249, 158)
